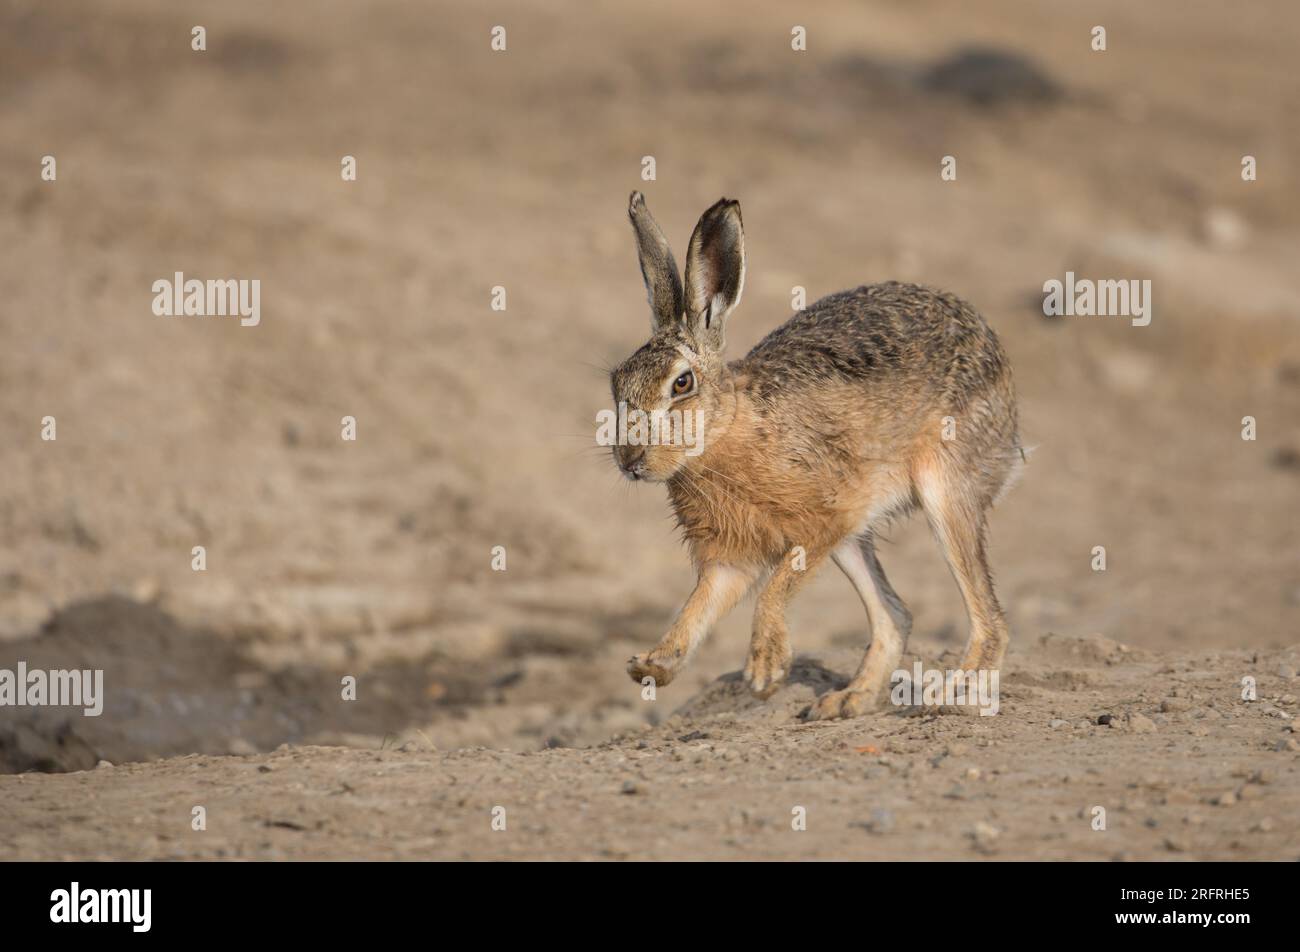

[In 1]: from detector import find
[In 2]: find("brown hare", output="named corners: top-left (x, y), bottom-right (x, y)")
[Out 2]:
top-left (610, 192), bottom-right (1021, 720)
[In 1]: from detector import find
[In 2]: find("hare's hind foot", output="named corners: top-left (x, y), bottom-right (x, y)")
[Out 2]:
top-left (805, 685), bottom-right (887, 721)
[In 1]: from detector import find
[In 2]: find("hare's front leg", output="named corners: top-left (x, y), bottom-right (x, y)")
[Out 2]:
top-left (627, 563), bottom-right (755, 687)
top-left (745, 545), bottom-right (829, 697)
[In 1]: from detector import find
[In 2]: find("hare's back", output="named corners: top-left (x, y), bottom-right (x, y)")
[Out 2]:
top-left (738, 281), bottom-right (1010, 407)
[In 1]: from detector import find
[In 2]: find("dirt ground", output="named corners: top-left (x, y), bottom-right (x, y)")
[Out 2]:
top-left (1, 0), bottom-right (1298, 860)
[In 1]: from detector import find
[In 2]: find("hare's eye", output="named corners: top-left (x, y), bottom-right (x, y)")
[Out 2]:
top-left (671, 371), bottom-right (694, 397)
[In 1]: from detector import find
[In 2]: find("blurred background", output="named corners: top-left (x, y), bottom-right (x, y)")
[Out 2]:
top-left (1, 0), bottom-right (1297, 771)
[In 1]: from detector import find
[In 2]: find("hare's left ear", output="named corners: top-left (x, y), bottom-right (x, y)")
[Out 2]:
top-left (628, 192), bottom-right (685, 333)
top-left (684, 198), bottom-right (745, 352)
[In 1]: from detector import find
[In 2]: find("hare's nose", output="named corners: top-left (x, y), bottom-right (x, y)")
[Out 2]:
top-left (618, 447), bottom-right (646, 478)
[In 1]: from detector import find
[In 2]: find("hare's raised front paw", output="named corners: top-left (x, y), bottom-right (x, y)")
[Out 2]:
top-left (627, 650), bottom-right (681, 687)
top-left (804, 687), bottom-right (884, 721)
top-left (743, 643), bottom-right (791, 699)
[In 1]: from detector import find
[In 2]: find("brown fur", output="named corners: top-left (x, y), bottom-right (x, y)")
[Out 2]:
top-left (612, 194), bottom-right (1020, 719)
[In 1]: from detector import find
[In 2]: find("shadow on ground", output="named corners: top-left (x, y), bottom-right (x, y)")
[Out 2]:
top-left (0, 596), bottom-right (522, 773)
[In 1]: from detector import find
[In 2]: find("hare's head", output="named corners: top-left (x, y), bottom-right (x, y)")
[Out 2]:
top-left (609, 192), bottom-right (745, 482)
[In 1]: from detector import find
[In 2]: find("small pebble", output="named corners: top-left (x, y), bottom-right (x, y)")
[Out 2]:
top-left (1127, 712), bottom-right (1158, 734)
top-left (865, 808), bottom-right (896, 834)
top-left (970, 821), bottom-right (1000, 852)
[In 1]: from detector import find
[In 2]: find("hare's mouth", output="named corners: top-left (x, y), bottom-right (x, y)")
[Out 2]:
top-left (620, 457), bottom-right (677, 484)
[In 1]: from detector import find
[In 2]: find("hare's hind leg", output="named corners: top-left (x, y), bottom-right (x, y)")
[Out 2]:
top-left (805, 535), bottom-right (912, 721)
top-left (916, 465), bottom-right (1009, 674)
top-left (854, 534), bottom-right (913, 643)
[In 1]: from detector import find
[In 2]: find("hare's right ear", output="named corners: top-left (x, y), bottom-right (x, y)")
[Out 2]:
top-left (628, 192), bottom-right (684, 333)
